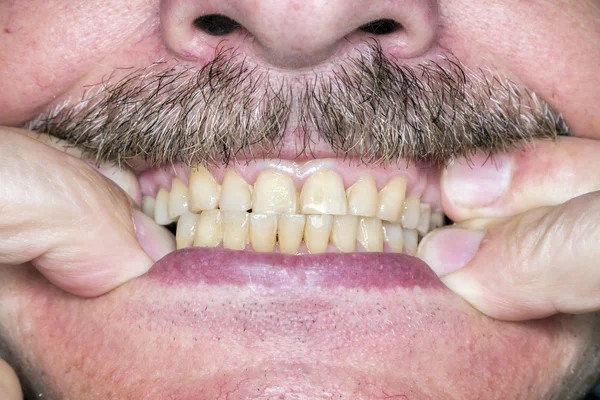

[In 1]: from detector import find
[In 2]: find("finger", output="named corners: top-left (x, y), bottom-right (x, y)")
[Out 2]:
top-left (0, 358), bottom-right (21, 400)
top-left (418, 192), bottom-right (600, 321)
top-left (441, 136), bottom-right (600, 222)
top-left (0, 129), bottom-right (175, 297)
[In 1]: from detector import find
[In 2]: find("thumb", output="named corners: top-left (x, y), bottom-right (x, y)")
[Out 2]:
top-left (417, 192), bottom-right (600, 321)
top-left (0, 358), bottom-right (21, 400)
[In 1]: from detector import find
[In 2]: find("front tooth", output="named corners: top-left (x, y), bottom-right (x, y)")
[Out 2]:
top-left (168, 177), bottom-right (189, 219)
top-left (189, 166), bottom-right (220, 212)
top-left (429, 211), bottom-right (445, 231)
top-left (154, 188), bottom-right (174, 225)
top-left (382, 223), bottom-right (404, 253)
top-left (219, 170), bottom-right (252, 211)
top-left (416, 203), bottom-right (432, 236)
top-left (304, 215), bottom-right (333, 254)
top-left (346, 176), bottom-right (378, 217)
top-left (300, 170), bottom-right (348, 215)
top-left (330, 215), bottom-right (358, 252)
top-left (357, 217), bottom-right (383, 252)
top-left (142, 196), bottom-right (156, 218)
top-left (249, 214), bottom-right (277, 252)
top-left (194, 210), bottom-right (223, 247)
top-left (278, 215), bottom-right (306, 254)
top-left (223, 211), bottom-right (250, 251)
top-left (403, 229), bottom-right (418, 255)
top-left (252, 170), bottom-right (298, 215)
top-left (377, 176), bottom-right (407, 222)
top-left (176, 211), bottom-right (200, 249)
top-left (401, 196), bottom-right (421, 230)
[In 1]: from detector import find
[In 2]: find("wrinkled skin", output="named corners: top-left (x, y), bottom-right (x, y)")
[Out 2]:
top-left (1, 0), bottom-right (600, 399)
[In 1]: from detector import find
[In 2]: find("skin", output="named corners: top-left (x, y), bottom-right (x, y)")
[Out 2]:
top-left (0, 0), bottom-right (600, 398)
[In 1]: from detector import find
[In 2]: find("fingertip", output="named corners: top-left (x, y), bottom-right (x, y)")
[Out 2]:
top-left (0, 359), bottom-right (22, 400)
top-left (132, 209), bottom-right (176, 263)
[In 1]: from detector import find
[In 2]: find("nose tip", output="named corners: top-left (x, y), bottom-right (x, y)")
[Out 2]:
top-left (161, 0), bottom-right (439, 69)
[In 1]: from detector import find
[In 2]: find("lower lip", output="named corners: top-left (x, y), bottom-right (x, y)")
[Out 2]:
top-left (146, 249), bottom-right (445, 290)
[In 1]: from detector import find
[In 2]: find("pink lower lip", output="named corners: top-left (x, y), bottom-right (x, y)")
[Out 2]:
top-left (146, 248), bottom-right (446, 290)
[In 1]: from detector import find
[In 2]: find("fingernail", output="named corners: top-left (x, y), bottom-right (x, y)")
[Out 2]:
top-left (132, 209), bottom-right (176, 262)
top-left (417, 228), bottom-right (485, 277)
top-left (443, 152), bottom-right (512, 208)
top-left (90, 161), bottom-right (142, 206)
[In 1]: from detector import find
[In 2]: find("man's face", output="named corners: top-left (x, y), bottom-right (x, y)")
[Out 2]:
top-left (1, 0), bottom-right (600, 398)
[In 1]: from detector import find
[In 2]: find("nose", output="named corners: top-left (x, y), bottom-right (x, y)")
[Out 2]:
top-left (161, 0), bottom-right (439, 69)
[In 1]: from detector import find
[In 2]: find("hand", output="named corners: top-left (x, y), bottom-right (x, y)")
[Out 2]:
top-left (0, 357), bottom-right (20, 400)
top-left (418, 136), bottom-right (600, 321)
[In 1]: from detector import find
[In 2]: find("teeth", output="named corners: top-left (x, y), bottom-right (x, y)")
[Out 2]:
top-left (278, 215), bottom-right (306, 254)
top-left (194, 210), bottom-right (223, 247)
top-left (382, 222), bottom-right (404, 253)
top-left (416, 203), bottom-right (431, 236)
top-left (189, 166), bottom-right (221, 212)
top-left (300, 170), bottom-right (348, 215)
top-left (401, 196), bottom-right (421, 230)
top-left (429, 211), bottom-right (445, 231)
top-left (252, 170), bottom-right (298, 215)
top-left (330, 215), bottom-right (358, 252)
top-left (346, 176), bottom-right (378, 217)
top-left (304, 215), bottom-right (333, 254)
top-left (377, 176), bottom-right (407, 222)
top-left (403, 229), bottom-right (418, 256)
top-left (168, 178), bottom-right (189, 220)
top-left (219, 170), bottom-right (253, 211)
top-left (249, 214), bottom-right (278, 252)
top-left (154, 188), bottom-right (174, 225)
top-left (223, 211), bottom-right (250, 251)
top-left (176, 211), bottom-right (200, 249)
top-left (142, 196), bottom-right (156, 218)
top-left (357, 217), bottom-right (383, 252)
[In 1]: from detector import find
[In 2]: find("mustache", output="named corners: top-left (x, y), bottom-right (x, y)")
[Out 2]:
top-left (25, 42), bottom-right (568, 167)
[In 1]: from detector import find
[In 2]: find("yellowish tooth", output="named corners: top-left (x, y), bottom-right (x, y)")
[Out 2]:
top-left (377, 176), bottom-right (407, 222)
top-left (141, 196), bottom-right (156, 218)
top-left (416, 203), bottom-right (432, 236)
top-left (219, 170), bottom-right (252, 211)
top-left (401, 196), bottom-right (421, 230)
top-left (357, 217), bottom-right (383, 252)
top-left (176, 211), bottom-right (200, 249)
top-left (304, 215), bottom-right (333, 254)
top-left (300, 170), bottom-right (348, 215)
top-left (346, 176), bottom-right (378, 217)
top-left (223, 211), bottom-right (250, 251)
top-left (278, 215), bottom-right (306, 254)
top-left (154, 188), bottom-right (174, 225)
top-left (429, 211), bottom-right (445, 231)
top-left (168, 177), bottom-right (189, 220)
top-left (189, 166), bottom-right (220, 212)
top-left (194, 210), bottom-right (223, 247)
top-left (249, 214), bottom-right (277, 252)
top-left (330, 215), bottom-right (358, 252)
top-left (403, 229), bottom-right (418, 256)
top-left (382, 222), bottom-right (404, 253)
top-left (252, 170), bottom-right (298, 215)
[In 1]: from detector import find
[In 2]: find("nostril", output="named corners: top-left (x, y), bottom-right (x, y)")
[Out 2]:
top-left (359, 19), bottom-right (401, 35)
top-left (193, 14), bottom-right (241, 36)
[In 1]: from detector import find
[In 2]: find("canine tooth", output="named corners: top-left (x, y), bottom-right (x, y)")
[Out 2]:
top-left (357, 217), bottom-right (383, 252)
top-left (250, 214), bottom-right (277, 252)
top-left (401, 196), bottom-right (421, 230)
top-left (304, 215), bottom-right (333, 254)
top-left (194, 210), bottom-right (223, 247)
top-left (168, 178), bottom-right (189, 219)
top-left (346, 176), bottom-right (378, 217)
top-left (300, 170), bottom-right (347, 215)
top-left (142, 196), bottom-right (156, 218)
top-left (223, 211), bottom-right (250, 251)
top-left (403, 229), bottom-right (418, 255)
top-left (430, 211), bottom-right (445, 231)
top-left (382, 223), bottom-right (404, 253)
top-left (252, 170), bottom-right (298, 215)
top-left (176, 211), bottom-right (200, 249)
top-left (219, 170), bottom-right (252, 211)
top-left (416, 203), bottom-right (432, 236)
top-left (154, 188), bottom-right (174, 225)
top-left (189, 166), bottom-right (220, 212)
top-left (331, 215), bottom-right (358, 252)
top-left (278, 215), bottom-right (306, 254)
top-left (377, 176), bottom-right (407, 222)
